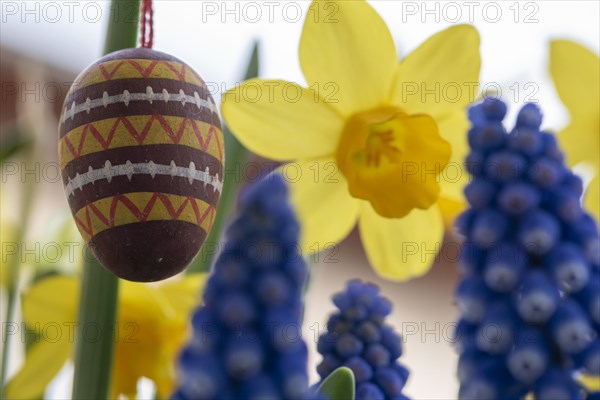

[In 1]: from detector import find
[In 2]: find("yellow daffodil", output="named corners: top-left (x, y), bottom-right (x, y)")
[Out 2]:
top-left (1, 220), bottom-right (16, 286)
top-left (222, 0), bottom-right (480, 280)
top-left (549, 40), bottom-right (600, 221)
top-left (6, 274), bottom-right (205, 399)
top-left (580, 373), bottom-right (600, 392)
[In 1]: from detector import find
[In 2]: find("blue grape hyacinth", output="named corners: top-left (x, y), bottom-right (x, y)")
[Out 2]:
top-left (173, 174), bottom-right (311, 400)
top-left (316, 280), bottom-right (410, 400)
top-left (455, 98), bottom-right (600, 400)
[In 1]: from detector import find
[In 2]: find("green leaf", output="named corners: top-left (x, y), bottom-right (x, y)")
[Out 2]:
top-left (188, 42), bottom-right (259, 273)
top-left (317, 367), bottom-right (356, 400)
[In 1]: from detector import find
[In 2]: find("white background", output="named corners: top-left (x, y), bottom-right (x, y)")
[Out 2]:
top-left (1, 1), bottom-right (599, 398)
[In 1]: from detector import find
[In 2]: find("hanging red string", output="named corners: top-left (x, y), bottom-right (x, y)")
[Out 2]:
top-left (140, 0), bottom-right (154, 48)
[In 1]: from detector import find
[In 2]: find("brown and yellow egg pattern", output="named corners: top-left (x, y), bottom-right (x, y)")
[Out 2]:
top-left (58, 48), bottom-right (223, 282)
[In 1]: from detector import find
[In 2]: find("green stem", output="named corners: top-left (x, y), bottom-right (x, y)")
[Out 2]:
top-left (0, 144), bottom-right (35, 395)
top-left (71, 1), bottom-right (140, 398)
top-left (103, 0), bottom-right (141, 55)
top-left (71, 249), bottom-right (121, 399)
top-left (188, 43), bottom-right (260, 273)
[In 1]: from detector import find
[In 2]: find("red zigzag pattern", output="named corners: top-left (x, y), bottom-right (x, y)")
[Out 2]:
top-left (62, 115), bottom-right (223, 162)
top-left (97, 59), bottom-right (195, 81)
top-left (75, 193), bottom-right (215, 237)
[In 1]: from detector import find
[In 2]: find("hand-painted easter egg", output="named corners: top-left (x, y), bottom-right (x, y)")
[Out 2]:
top-left (58, 48), bottom-right (223, 282)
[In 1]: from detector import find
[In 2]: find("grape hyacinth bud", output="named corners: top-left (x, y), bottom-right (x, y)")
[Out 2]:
top-left (173, 175), bottom-right (312, 400)
top-left (455, 99), bottom-right (600, 399)
top-left (316, 280), bottom-right (410, 400)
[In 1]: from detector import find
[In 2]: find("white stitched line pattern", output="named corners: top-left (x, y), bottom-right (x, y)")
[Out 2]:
top-left (60, 86), bottom-right (218, 124)
top-left (65, 160), bottom-right (223, 197)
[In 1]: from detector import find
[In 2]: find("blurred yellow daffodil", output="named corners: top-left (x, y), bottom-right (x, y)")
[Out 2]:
top-left (222, 0), bottom-right (480, 280)
top-left (1, 220), bottom-right (16, 286)
top-left (6, 274), bottom-right (205, 399)
top-left (549, 40), bottom-right (600, 221)
top-left (580, 373), bottom-right (600, 392)
top-left (1, 188), bottom-right (19, 287)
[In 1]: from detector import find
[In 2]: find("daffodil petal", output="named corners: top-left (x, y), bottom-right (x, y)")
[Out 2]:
top-left (436, 110), bottom-right (471, 202)
top-left (559, 120), bottom-right (600, 169)
top-left (112, 322), bottom-right (179, 399)
top-left (159, 274), bottom-right (205, 319)
top-left (551, 41), bottom-right (600, 175)
top-left (280, 160), bottom-right (360, 253)
top-left (359, 203), bottom-right (444, 281)
top-left (22, 276), bottom-right (78, 327)
top-left (120, 281), bottom-right (170, 321)
top-left (113, 281), bottom-right (185, 398)
top-left (5, 340), bottom-right (71, 400)
top-left (584, 176), bottom-right (599, 222)
top-left (438, 195), bottom-right (467, 231)
top-left (112, 358), bottom-right (141, 399)
top-left (299, 0), bottom-right (397, 116)
top-left (222, 79), bottom-right (343, 161)
top-left (150, 358), bottom-right (177, 398)
top-left (579, 373), bottom-right (600, 392)
top-left (550, 40), bottom-right (600, 118)
top-left (393, 25), bottom-right (480, 118)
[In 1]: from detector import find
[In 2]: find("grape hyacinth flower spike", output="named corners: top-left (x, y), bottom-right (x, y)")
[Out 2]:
top-left (173, 174), bottom-right (312, 400)
top-left (455, 98), bottom-right (600, 400)
top-left (316, 279), bottom-right (411, 400)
